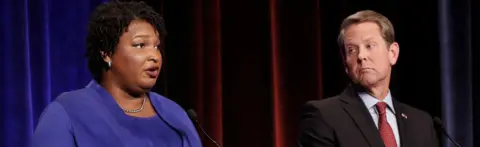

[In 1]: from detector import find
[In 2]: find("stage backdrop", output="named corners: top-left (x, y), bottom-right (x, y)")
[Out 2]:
top-left (1, 0), bottom-right (478, 147)
top-left (0, 0), bottom-right (107, 146)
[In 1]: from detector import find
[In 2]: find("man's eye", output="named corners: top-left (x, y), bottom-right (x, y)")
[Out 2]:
top-left (347, 47), bottom-right (357, 54)
top-left (366, 44), bottom-right (375, 49)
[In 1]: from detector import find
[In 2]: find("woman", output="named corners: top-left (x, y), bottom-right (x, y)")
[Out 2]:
top-left (31, 1), bottom-right (202, 147)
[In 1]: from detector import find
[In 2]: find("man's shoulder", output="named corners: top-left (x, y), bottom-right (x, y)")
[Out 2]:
top-left (304, 94), bottom-right (344, 111)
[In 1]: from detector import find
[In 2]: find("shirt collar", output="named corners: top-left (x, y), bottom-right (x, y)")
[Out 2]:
top-left (358, 90), bottom-right (395, 114)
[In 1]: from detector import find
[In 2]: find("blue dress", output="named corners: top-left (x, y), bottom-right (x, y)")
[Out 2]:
top-left (31, 80), bottom-right (202, 147)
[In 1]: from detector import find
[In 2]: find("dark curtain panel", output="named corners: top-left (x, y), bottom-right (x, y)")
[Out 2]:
top-left (438, 0), bottom-right (477, 146)
top-left (163, 0), bottom-right (322, 146)
top-left (473, 0), bottom-right (480, 146)
top-left (0, 0), bottom-right (106, 147)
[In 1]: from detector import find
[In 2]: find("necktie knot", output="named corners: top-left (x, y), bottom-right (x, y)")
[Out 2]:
top-left (376, 102), bottom-right (388, 114)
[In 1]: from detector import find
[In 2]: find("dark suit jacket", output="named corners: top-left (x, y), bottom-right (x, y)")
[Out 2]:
top-left (298, 85), bottom-right (438, 147)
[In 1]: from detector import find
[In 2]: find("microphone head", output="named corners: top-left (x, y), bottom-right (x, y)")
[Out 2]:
top-left (187, 109), bottom-right (198, 121)
top-left (433, 117), bottom-right (443, 126)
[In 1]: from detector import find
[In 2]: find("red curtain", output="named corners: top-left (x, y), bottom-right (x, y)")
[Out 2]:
top-left (161, 0), bottom-right (323, 146)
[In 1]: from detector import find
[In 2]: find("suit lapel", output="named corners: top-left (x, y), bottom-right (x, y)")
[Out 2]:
top-left (393, 99), bottom-right (408, 147)
top-left (340, 86), bottom-right (385, 147)
top-left (149, 93), bottom-right (193, 147)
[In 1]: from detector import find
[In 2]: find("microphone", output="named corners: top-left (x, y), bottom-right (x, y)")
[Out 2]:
top-left (433, 117), bottom-right (462, 147)
top-left (187, 109), bottom-right (221, 147)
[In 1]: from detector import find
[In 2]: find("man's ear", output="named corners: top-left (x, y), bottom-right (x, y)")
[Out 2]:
top-left (388, 42), bottom-right (400, 66)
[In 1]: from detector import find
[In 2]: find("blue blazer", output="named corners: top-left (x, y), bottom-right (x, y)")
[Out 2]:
top-left (31, 80), bottom-right (202, 147)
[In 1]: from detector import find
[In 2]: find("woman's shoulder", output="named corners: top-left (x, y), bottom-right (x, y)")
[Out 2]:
top-left (37, 88), bottom-right (101, 125)
top-left (52, 87), bottom-right (100, 109)
top-left (55, 88), bottom-right (96, 101)
top-left (148, 92), bottom-right (184, 111)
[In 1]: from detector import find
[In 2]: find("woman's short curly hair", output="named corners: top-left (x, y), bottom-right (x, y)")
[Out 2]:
top-left (85, 1), bottom-right (167, 82)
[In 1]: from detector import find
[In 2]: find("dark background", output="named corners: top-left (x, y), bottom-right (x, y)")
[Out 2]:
top-left (157, 0), bottom-right (445, 118)
top-left (0, 0), bottom-right (477, 146)
top-left (153, 0), bottom-right (477, 146)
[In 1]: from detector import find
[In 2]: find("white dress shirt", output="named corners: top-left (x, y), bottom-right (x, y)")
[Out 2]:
top-left (358, 91), bottom-right (400, 146)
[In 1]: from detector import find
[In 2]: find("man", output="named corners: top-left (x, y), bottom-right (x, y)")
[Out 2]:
top-left (298, 10), bottom-right (438, 147)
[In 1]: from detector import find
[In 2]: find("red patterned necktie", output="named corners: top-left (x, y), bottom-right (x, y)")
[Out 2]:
top-left (376, 102), bottom-right (397, 147)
